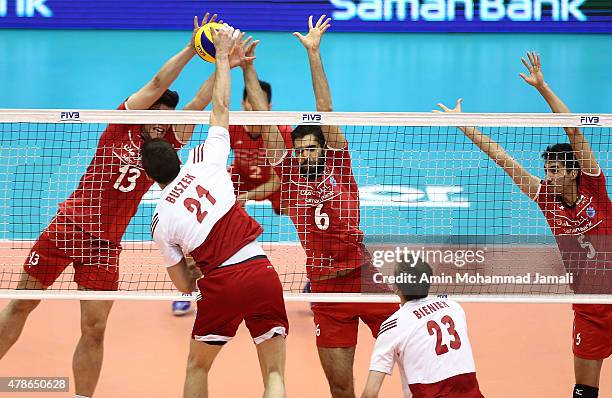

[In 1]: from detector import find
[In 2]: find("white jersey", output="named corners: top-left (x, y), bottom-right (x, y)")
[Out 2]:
top-left (152, 126), bottom-right (264, 269)
top-left (370, 298), bottom-right (479, 398)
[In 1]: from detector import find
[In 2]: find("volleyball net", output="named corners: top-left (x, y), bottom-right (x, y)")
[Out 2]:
top-left (0, 110), bottom-right (610, 303)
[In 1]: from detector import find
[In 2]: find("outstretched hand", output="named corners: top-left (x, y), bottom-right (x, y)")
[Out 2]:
top-left (211, 24), bottom-right (241, 57)
top-left (293, 15), bottom-right (331, 51)
top-left (189, 12), bottom-right (221, 51)
top-left (519, 51), bottom-right (545, 88)
top-left (230, 34), bottom-right (259, 69)
top-left (433, 98), bottom-right (463, 113)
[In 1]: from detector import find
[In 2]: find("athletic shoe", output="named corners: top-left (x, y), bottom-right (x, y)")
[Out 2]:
top-left (172, 301), bottom-right (192, 316)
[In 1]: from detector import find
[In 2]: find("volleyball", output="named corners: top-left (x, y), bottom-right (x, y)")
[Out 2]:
top-left (194, 22), bottom-right (223, 63)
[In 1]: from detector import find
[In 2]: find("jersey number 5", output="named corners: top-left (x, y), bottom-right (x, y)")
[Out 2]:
top-left (577, 235), bottom-right (596, 260)
top-left (427, 315), bottom-right (462, 356)
top-left (184, 185), bottom-right (217, 223)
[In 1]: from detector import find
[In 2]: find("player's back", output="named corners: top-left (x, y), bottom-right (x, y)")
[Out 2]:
top-left (152, 127), bottom-right (263, 273)
top-left (371, 297), bottom-right (483, 398)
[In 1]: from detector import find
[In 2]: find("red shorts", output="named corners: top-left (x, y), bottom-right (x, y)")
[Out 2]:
top-left (409, 373), bottom-right (484, 398)
top-left (572, 304), bottom-right (612, 360)
top-left (23, 213), bottom-right (121, 291)
top-left (192, 256), bottom-right (289, 345)
top-left (312, 302), bottom-right (398, 348)
top-left (309, 251), bottom-right (393, 294)
top-left (310, 263), bottom-right (397, 347)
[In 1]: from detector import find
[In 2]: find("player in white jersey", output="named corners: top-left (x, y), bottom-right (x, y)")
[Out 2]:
top-left (141, 26), bottom-right (288, 398)
top-left (362, 259), bottom-right (484, 398)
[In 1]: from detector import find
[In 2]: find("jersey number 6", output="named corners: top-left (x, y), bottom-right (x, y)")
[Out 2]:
top-left (184, 185), bottom-right (217, 223)
top-left (314, 203), bottom-right (330, 230)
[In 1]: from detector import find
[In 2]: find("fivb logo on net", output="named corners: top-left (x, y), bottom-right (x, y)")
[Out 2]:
top-left (330, 0), bottom-right (587, 22)
top-left (580, 116), bottom-right (601, 126)
top-left (301, 113), bottom-right (323, 125)
top-left (59, 111), bottom-right (81, 122)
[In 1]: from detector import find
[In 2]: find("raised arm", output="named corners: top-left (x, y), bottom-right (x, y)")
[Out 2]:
top-left (236, 171), bottom-right (281, 206)
top-left (520, 51), bottom-right (599, 174)
top-left (127, 13), bottom-right (217, 110)
top-left (240, 39), bottom-right (287, 164)
top-left (294, 15), bottom-right (346, 149)
top-left (209, 26), bottom-right (238, 130)
top-left (177, 32), bottom-right (254, 143)
top-left (435, 99), bottom-right (541, 199)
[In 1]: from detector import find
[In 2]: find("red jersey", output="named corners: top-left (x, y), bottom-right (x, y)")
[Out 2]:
top-left (60, 102), bottom-right (184, 243)
top-left (229, 125), bottom-right (293, 191)
top-left (535, 169), bottom-right (612, 294)
top-left (273, 145), bottom-right (364, 279)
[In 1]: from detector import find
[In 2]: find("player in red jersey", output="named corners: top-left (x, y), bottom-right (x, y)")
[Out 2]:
top-left (230, 79), bottom-right (293, 213)
top-left (436, 52), bottom-right (611, 398)
top-left (256, 16), bottom-right (398, 398)
top-left (0, 13), bottom-right (251, 398)
top-left (142, 25), bottom-right (287, 398)
top-left (362, 258), bottom-right (484, 398)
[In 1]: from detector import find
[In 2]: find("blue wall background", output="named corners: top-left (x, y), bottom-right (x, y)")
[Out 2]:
top-left (1, 30), bottom-right (611, 112)
top-left (0, 29), bottom-right (610, 241)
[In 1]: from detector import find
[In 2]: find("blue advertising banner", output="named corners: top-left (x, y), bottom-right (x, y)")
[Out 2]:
top-left (0, 0), bottom-right (610, 32)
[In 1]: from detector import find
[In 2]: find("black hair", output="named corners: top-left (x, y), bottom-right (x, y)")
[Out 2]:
top-left (291, 125), bottom-right (326, 148)
top-left (542, 143), bottom-right (581, 178)
top-left (394, 256), bottom-right (433, 301)
top-left (243, 80), bottom-right (272, 104)
top-left (141, 139), bottom-right (181, 185)
top-left (154, 89), bottom-right (179, 109)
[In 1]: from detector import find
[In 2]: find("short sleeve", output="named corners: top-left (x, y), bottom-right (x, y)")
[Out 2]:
top-left (534, 180), bottom-right (555, 210)
top-left (271, 151), bottom-right (294, 183)
top-left (100, 102), bottom-right (130, 140)
top-left (279, 125), bottom-right (294, 149)
top-left (190, 126), bottom-right (231, 168)
top-left (151, 217), bottom-right (184, 267)
top-left (327, 145), bottom-right (358, 192)
top-left (580, 168), bottom-right (608, 198)
top-left (369, 320), bottom-right (398, 375)
top-left (328, 145), bottom-right (352, 170)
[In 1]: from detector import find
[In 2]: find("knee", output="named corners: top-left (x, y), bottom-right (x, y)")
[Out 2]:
top-left (263, 368), bottom-right (285, 386)
top-left (329, 380), bottom-right (354, 398)
top-left (186, 352), bottom-right (213, 374)
top-left (80, 317), bottom-right (108, 345)
top-left (8, 299), bottom-right (40, 316)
